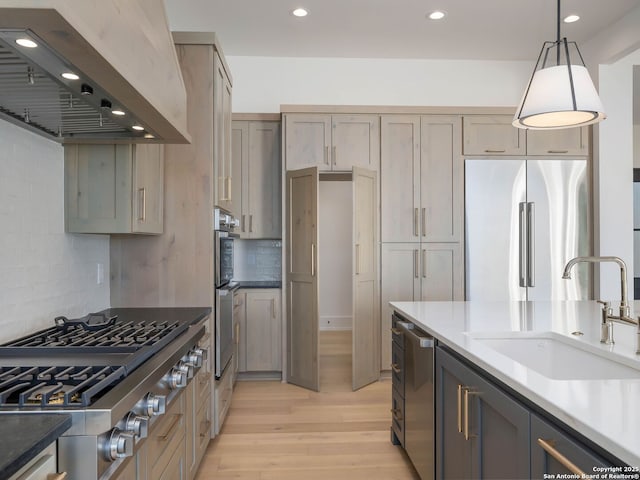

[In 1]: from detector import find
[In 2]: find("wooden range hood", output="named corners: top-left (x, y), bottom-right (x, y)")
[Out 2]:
top-left (0, 0), bottom-right (190, 144)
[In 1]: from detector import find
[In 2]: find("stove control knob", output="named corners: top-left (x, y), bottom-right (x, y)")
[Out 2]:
top-left (105, 428), bottom-right (134, 461)
top-left (124, 412), bottom-right (149, 439)
top-left (177, 360), bottom-right (195, 379)
top-left (184, 348), bottom-right (205, 368)
top-left (167, 367), bottom-right (188, 389)
top-left (140, 393), bottom-right (166, 416)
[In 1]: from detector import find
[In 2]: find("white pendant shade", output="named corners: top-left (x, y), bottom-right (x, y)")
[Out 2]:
top-left (513, 64), bottom-right (606, 130)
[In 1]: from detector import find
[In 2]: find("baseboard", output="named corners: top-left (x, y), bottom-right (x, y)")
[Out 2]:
top-left (237, 371), bottom-right (282, 381)
top-left (319, 315), bottom-right (352, 331)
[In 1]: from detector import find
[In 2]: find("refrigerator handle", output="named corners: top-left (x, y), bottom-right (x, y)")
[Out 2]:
top-left (527, 202), bottom-right (535, 287)
top-left (519, 202), bottom-right (527, 287)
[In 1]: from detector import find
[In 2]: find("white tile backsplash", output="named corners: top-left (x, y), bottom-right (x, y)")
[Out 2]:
top-left (0, 121), bottom-right (110, 343)
top-left (234, 239), bottom-right (282, 281)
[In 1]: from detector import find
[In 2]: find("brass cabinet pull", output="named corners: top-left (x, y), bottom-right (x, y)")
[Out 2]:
top-left (463, 388), bottom-right (479, 440)
top-left (537, 438), bottom-right (586, 476)
top-left (547, 150), bottom-right (569, 154)
top-left (457, 385), bottom-right (465, 433)
top-left (271, 299), bottom-right (276, 319)
top-left (390, 327), bottom-right (402, 335)
top-left (414, 249), bottom-right (419, 279)
top-left (413, 208), bottom-right (419, 237)
top-left (422, 249), bottom-right (427, 279)
top-left (324, 145), bottom-right (329, 165)
top-left (390, 408), bottom-right (403, 422)
top-left (242, 214), bottom-right (246, 232)
top-left (355, 244), bottom-right (360, 275)
top-left (332, 145), bottom-right (337, 166)
top-left (484, 149), bottom-right (506, 153)
top-left (48, 474), bottom-right (68, 480)
top-left (421, 207), bottom-right (426, 237)
top-left (249, 214), bottom-right (253, 233)
top-left (157, 413), bottom-right (182, 441)
top-left (311, 243), bottom-right (315, 277)
top-left (391, 363), bottom-right (401, 374)
top-left (227, 176), bottom-right (232, 200)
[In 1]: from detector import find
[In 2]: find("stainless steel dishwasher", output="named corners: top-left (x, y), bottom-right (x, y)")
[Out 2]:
top-left (398, 319), bottom-right (435, 480)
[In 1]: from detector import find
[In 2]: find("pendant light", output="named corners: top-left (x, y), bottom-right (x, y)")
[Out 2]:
top-left (513, 0), bottom-right (606, 129)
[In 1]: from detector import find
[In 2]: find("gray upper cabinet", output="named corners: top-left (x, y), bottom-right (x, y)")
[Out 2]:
top-left (65, 143), bottom-right (164, 234)
top-left (232, 120), bottom-right (282, 239)
top-left (285, 114), bottom-right (379, 171)
top-left (463, 115), bottom-right (526, 156)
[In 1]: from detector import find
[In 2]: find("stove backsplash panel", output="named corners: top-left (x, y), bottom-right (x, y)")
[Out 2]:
top-left (233, 239), bottom-right (282, 282)
top-left (0, 119), bottom-right (110, 343)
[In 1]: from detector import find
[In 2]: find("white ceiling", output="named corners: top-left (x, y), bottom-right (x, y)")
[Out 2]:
top-left (164, 0), bottom-right (640, 61)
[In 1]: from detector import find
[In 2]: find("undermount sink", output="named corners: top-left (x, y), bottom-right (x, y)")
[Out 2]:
top-left (468, 332), bottom-right (640, 380)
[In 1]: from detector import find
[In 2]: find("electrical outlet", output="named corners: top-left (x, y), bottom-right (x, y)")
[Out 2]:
top-left (97, 263), bottom-right (104, 285)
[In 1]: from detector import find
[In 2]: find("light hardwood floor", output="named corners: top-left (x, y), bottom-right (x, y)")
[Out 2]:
top-left (195, 330), bottom-right (419, 479)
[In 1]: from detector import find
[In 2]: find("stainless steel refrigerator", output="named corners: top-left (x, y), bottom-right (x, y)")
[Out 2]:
top-left (465, 159), bottom-right (590, 301)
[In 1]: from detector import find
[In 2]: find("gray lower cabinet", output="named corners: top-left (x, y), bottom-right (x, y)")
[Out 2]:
top-left (435, 345), bottom-right (619, 480)
top-left (531, 413), bottom-right (609, 477)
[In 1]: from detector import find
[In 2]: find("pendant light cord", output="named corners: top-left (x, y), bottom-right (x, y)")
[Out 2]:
top-left (556, 0), bottom-right (561, 64)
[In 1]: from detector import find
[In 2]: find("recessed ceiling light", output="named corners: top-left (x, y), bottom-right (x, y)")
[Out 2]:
top-left (132, 125), bottom-right (144, 131)
top-left (428, 10), bottom-right (446, 20)
top-left (61, 72), bottom-right (79, 80)
top-left (15, 38), bottom-right (37, 48)
top-left (292, 8), bottom-right (308, 17)
top-left (112, 109), bottom-right (126, 116)
top-left (563, 14), bottom-right (580, 23)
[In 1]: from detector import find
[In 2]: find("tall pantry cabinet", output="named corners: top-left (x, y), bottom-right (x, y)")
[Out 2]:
top-left (380, 115), bottom-right (464, 370)
top-left (110, 32), bottom-right (233, 445)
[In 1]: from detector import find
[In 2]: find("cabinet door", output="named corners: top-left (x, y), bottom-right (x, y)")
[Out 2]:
top-left (526, 126), bottom-right (589, 156)
top-left (234, 290), bottom-right (247, 373)
top-left (65, 144), bottom-right (133, 233)
top-left (285, 114), bottom-right (331, 171)
top-left (463, 115), bottom-right (526, 155)
top-left (232, 121), bottom-right (248, 236)
top-left (420, 116), bottom-right (462, 242)
top-left (381, 115), bottom-right (421, 242)
top-left (214, 52), bottom-right (233, 211)
top-left (420, 243), bottom-right (464, 301)
top-left (331, 115), bottom-right (380, 171)
top-left (132, 144), bottom-right (164, 234)
top-left (436, 347), bottom-right (530, 480)
top-left (380, 243), bottom-right (421, 371)
top-left (531, 414), bottom-right (612, 478)
top-left (246, 290), bottom-right (282, 371)
top-left (247, 121), bottom-right (282, 238)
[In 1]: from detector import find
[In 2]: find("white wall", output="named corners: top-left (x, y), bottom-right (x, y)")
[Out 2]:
top-left (598, 48), bottom-right (640, 300)
top-left (228, 56), bottom-right (533, 112)
top-left (318, 180), bottom-right (352, 330)
top-left (0, 120), bottom-right (110, 343)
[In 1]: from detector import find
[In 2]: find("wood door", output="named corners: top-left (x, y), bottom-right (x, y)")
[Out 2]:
top-left (380, 115), bottom-right (421, 243)
top-left (231, 121), bottom-right (248, 236)
top-left (463, 115), bottom-right (526, 156)
top-left (380, 243), bottom-right (421, 371)
top-left (420, 243), bottom-right (464, 301)
top-left (420, 115), bottom-right (462, 242)
top-left (245, 290), bottom-right (282, 371)
top-left (248, 121), bottom-right (281, 238)
top-left (352, 167), bottom-right (379, 390)
top-left (332, 115), bottom-right (380, 171)
top-left (284, 114), bottom-right (331, 171)
top-left (132, 144), bottom-right (164, 234)
top-left (286, 167), bottom-right (320, 391)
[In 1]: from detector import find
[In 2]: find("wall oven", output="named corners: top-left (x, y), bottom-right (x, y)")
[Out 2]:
top-left (214, 207), bottom-right (239, 378)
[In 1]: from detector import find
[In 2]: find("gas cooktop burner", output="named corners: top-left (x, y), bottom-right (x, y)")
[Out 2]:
top-left (0, 365), bottom-right (126, 407)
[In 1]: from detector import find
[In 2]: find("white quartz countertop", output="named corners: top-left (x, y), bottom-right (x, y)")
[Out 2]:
top-left (390, 300), bottom-right (640, 467)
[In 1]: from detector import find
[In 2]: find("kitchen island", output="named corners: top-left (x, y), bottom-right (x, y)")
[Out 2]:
top-left (391, 300), bottom-right (640, 473)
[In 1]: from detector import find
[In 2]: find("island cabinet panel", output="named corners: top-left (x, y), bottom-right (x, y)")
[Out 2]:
top-left (436, 346), bottom-right (530, 480)
top-left (531, 413), bottom-right (610, 478)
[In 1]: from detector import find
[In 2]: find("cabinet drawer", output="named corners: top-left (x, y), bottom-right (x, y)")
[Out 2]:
top-left (10, 443), bottom-right (57, 480)
top-left (391, 316), bottom-right (404, 348)
top-left (215, 363), bottom-right (233, 433)
top-left (148, 392), bottom-right (186, 478)
top-left (195, 394), bottom-right (212, 467)
top-left (195, 368), bottom-right (211, 407)
top-left (391, 386), bottom-right (405, 447)
top-left (156, 435), bottom-right (186, 480)
top-left (391, 339), bottom-right (404, 395)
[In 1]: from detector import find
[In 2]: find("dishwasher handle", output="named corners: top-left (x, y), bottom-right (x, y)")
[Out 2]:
top-left (397, 321), bottom-right (434, 348)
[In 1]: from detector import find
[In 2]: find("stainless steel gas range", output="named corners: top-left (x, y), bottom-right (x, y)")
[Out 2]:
top-left (0, 307), bottom-right (210, 480)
